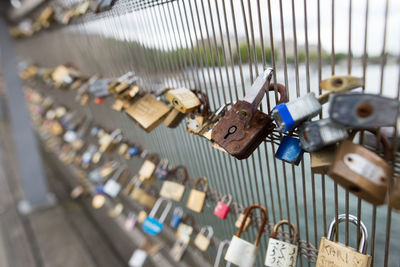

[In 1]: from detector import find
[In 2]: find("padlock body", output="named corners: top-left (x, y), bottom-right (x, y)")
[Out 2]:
top-left (316, 237), bottom-right (371, 267)
top-left (186, 189), bottom-right (206, 212)
top-left (163, 108), bottom-right (186, 128)
top-left (275, 136), bottom-right (304, 165)
top-left (328, 140), bottom-right (391, 205)
top-left (128, 249), bottom-right (147, 267)
top-left (142, 217), bottom-right (164, 236)
top-left (160, 181), bottom-right (185, 202)
top-left (186, 114), bottom-right (207, 134)
top-left (154, 166), bottom-right (170, 180)
top-left (212, 101), bottom-right (275, 160)
top-left (103, 179), bottom-right (121, 198)
top-left (166, 88), bottom-right (201, 114)
top-left (214, 201), bottom-right (230, 219)
top-left (194, 234), bottom-right (211, 251)
top-left (137, 211), bottom-right (147, 223)
top-left (139, 160), bottom-right (156, 178)
top-left (225, 236), bottom-right (258, 267)
top-left (311, 145), bottom-right (336, 174)
top-left (272, 93), bottom-right (321, 132)
top-left (330, 93), bottom-right (399, 129)
top-left (170, 215), bottom-right (182, 229)
top-left (265, 238), bottom-right (298, 267)
top-left (170, 241), bottom-right (187, 262)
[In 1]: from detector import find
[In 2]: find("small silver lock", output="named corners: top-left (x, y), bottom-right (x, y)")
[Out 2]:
top-left (103, 165), bottom-right (128, 198)
top-left (299, 118), bottom-right (349, 152)
top-left (214, 240), bottom-right (231, 267)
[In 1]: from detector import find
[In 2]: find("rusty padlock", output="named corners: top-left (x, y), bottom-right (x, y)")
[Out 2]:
top-left (211, 69), bottom-right (287, 159)
top-left (186, 177), bottom-right (208, 213)
top-left (328, 130), bottom-right (392, 205)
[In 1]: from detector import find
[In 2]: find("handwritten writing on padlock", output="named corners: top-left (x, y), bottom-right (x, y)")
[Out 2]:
top-left (328, 130), bottom-right (392, 205)
top-left (316, 214), bottom-right (372, 267)
top-left (142, 198), bottom-right (172, 236)
top-left (225, 204), bottom-right (268, 267)
top-left (159, 165), bottom-right (188, 202)
top-left (186, 177), bottom-right (208, 212)
top-left (194, 226), bottom-right (214, 252)
top-left (265, 220), bottom-right (298, 267)
top-left (214, 194), bottom-right (232, 219)
top-left (212, 69), bottom-right (287, 159)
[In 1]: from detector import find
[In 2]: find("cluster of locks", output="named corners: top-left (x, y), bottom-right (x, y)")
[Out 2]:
top-left (21, 61), bottom-right (399, 267)
top-left (9, 0), bottom-right (115, 38)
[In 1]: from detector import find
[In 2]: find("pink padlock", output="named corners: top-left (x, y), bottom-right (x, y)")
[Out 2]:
top-left (214, 195), bottom-right (232, 219)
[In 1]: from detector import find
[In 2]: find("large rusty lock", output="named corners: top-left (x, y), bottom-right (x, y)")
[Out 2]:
top-left (265, 220), bottom-right (298, 267)
top-left (225, 204), bottom-right (268, 267)
top-left (159, 165), bottom-right (189, 202)
top-left (316, 214), bottom-right (371, 267)
top-left (186, 177), bottom-right (208, 212)
top-left (212, 68), bottom-right (287, 159)
top-left (328, 130), bottom-right (392, 205)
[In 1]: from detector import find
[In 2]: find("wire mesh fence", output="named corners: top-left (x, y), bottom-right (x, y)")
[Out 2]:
top-left (14, 0), bottom-right (400, 266)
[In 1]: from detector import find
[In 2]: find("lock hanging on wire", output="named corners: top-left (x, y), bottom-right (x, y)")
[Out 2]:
top-left (214, 240), bottom-right (231, 267)
top-left (194, 225), bottom-right (214, 252)
top-left (316, 214), bottom-right (371, 267)
top-left (142, 197), bottom-right (172, 236)
top-left (170, 207), bottom-right (184, 229)
top-left (159, 165), bottom-right (188, 202)
top-left (214, 195), bottom-right (232, 219)
top-left (186, 177), bottom-right (208, 213)
top-left (275, 135), bottom-right (304, 165)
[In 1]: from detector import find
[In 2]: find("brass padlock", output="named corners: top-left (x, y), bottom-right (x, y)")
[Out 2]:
top-left (265, 220), bottom-right (298, 267)
top-left (186, 177), bottom-right (208, 213)
top-left (235, 213), bottom-right (251, 231)
top-left (163, 108), bottom-right (186, 128)
top-left (159, 165), bottom-right (188, 202)
top-left (328, 130), bottom-right (392, 205)
top-left (138, 210), bottom-right (148, 224)
top-left (129, 178), bottom-right (157, 209)
top-left (125, 94), bottom-right (170, 132)
top-left (98, 129), bottom-right (123, 152)
top-left (311, 145), bottom-right (337, 174)
top-left (166, 88), bottom-right (201, 114)
top-left (316, 214), bottom-right (371, 267)
top-left (389, 175), bottom-right (400, 210)
top-left (194, 225), bottom-right (214, 251)
top-left (138, 154), bottom-right (160, 186)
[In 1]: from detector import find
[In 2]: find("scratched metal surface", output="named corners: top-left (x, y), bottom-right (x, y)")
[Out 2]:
top-left (14, 0), bottom-right (400, 266)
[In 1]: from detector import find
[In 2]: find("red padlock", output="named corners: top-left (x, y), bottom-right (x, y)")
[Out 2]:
top-left (214, 195), bottom-right (232, 219)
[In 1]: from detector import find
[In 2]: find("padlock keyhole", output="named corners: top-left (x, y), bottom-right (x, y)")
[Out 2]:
top-left (332, 78), bottom-right (343, 88)
top-left (224, 126), bottom-right (237, 139)
top-left (356, 103), bottom-right (373, 118)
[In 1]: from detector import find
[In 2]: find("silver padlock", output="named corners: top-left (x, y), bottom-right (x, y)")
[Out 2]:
top-left (330, 93), bottom-right (399, 129)
top-left (299, 118), bottom-right (349, 152)
top-left (103, 165), bottom-right (128, 198)
top-left (170, 240), bottom-right (187, 262)
top-left (264, 220), bottom-right (298, 267)
top-left (214, 240), bottom-right (231, 267)
top-left (128, 249), bottom-right (147, 267)
top-left (272, 93), bottom-right (322, 132)
top-left (194, 225), bottom-right (214, 251)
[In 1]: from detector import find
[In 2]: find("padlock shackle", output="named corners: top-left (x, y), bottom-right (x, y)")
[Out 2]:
top-left (149, 197), bottom-right (172, 223)
top-left (221, 194), bottom-right (233, 206)
top-left (190, 89), bottom-right (211, 118)
top-left (271, 220), bottom-right (298, 244)
top-left (236, 204), bottom-right (268, 246)
top-left (145, 153), bottom-right (160, 164)
top-left (214, 240), bottom-right (231, 267)
top-left (193, 177), bottom-right (208, 192)
top-left (267, 82), bottom-right (288, 106)
top-left (169, 165), bottom-right (189, 185)
top-left (327, 214), bottom-right (368, 254)
top-left (349, 129), bottom-right (392, 161)
top-left (199, 225), bottom-right (214, 239)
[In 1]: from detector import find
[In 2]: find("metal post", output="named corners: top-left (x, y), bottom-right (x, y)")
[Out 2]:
top-left (0, 17), bottom-right (55, 213)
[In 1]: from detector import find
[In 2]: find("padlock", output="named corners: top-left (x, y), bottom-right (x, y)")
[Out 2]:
top-left (90, 160), bottom-right (120, 183)
top-left (108, 72), bottom-right (134, 93)
top-left (329, 93), bottom-right (399, 129)
top-left (299, 118), bottom-right (349, 152)
top-left (310, 145), bottom-right (337, 174)
top-left (316, 214), bottom-right (371, 267)
top-left (128, 249), bottom-right (147, 267)
top-left (82, 144), bottom-right (100, 168)
top-left (88, 78), bottom-right (112, 98)
top-left (125, 94), bottom-right (170, 132)
top-left (170, 240), bottom-right (188, 262)
top-left (142, 197), bottom-right (172, 236)
top-left (138, 210), bottom-right (148, 224)
top-left (125, 145), bottom-right (141, 159)
top-left (176, 222), bottom-right (194, 244)
top-left (225, 204), bottom-right (268, 267)
top-left (212, 69), bottom-right (287, 159)
top-left (118, 143), bottom-right (129, 155)
top-left (194, 226), bottom-right (214, 251)
top-left (109, 203), bottom-right (124, 218)
top-left (272, 93), bottom-right (321, 133)
top-left (166, 88), bottom-right (201, 114)
top-left (99, 129), bottom-right (123, 152)
top-left (389, 175), bottom-right (400, 210)
top-left (186, 177), bottom-right (208, 212)
top-left (154, 159), bottom-right (170, 180)
top-left (264, 220), bottom-right (298, 267)
top-left (114, 76), bottom-right (138, 95)
top-left (328, 130), bottom-right (392, 205)
top-left (103, 166), bottom-right (130, 198)
top-left (199, 103), bottom-right (231, 140)
top-left (92, 194), bottom-right (106, 209)
top-left (138, 154), bottom-right (160, 185)
top-left (160, 165), bottom-right (188, 202)
top-left (235, 213), bottom-right (251, 232)
top-left (170, 207), bottom-right (184, 229)
top-left (125, 212), bottom-right (138, 231)
top-left (214, 195), bottom-right (232, 219)
top-left (214, 240), bottom-right (231, 267)
top-left (163, 108), bottom-right (186, 128)
top-left (186, 90), bottom-right (211, 135)
top-left (275, 136), bottom-right (304, 165)
top-left (129, 178), bottom-right (157, 209)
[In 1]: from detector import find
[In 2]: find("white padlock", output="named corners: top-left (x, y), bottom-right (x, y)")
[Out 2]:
top-left (128, 249), bottom-right (147, 267)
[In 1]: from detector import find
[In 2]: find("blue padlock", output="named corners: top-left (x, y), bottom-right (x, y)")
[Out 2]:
top-left (154, 159), bottom-right (170, 180)
top-left (126, 146), bottom-right (141, 158)
top-left (170, 207), bottom-right (184, 229)
top-left (142, 198), bottom-right (172, 236)
top-left (275, 135), bottom-right (304, 165)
